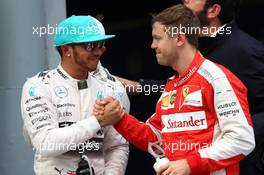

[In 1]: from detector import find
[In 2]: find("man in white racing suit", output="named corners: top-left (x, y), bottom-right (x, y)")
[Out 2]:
top-left (21, 15), bottom-right (129, 175)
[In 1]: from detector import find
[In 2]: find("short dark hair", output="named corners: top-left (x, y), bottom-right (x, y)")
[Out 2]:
top-left (205, 0), bottom-right (241, 24)
top-left (152, 4), bottom-right (201, 47)
top-left (56, 46), bottom-right (62, 57)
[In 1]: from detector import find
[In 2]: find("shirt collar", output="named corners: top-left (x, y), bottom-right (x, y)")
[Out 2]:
top-left (211, 24), bottom-right (227, 37)
top-left (57, 64), bottom-right (90, 89)
top-left (169, 51), bottom-right (205, 87)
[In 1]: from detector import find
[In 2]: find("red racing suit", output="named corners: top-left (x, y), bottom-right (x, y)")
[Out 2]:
top-left (115, 51), bottom-right (255, 175)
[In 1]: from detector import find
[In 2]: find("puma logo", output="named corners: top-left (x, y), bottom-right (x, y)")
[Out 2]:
top-left (54, 167), bottom-right (64, 175)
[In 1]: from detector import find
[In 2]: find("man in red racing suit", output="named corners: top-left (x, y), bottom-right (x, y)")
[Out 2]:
top-left (113, 51), bottom-right (255, 175)
top-left (93, 5), bottom-right (255, 175)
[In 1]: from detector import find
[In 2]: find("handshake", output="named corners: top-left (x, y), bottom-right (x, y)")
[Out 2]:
top-left (93, 97), bottom-right (125, 127)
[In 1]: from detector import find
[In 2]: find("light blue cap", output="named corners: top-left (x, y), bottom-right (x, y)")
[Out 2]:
top-left (54, 15), bottom-right (115, 46)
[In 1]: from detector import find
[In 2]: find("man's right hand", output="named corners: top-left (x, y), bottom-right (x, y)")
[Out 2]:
top-left (93, 97), bottom-right (125, 127)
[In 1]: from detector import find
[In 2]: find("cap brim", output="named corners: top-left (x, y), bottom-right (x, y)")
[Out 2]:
top-left (54, 35), bottom-right (115, 46)
top-left (75, 35), bottom-right (115, 43)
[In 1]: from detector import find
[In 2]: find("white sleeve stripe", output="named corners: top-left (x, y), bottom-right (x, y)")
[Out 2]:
top-left (146, 114), bottom-right (162, 141)
top-left (210, 168), bottom-right (226, 175)
top-left (197, 60), bottom-right (255, 160)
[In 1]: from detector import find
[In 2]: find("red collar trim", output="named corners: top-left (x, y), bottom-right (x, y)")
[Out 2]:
top-left (169, 51), bottom-right (205, 87)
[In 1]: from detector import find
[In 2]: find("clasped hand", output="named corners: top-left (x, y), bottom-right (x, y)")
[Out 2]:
top-left (93, 97), bottom-right (125, 127)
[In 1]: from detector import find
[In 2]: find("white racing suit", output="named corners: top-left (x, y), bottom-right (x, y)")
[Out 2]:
top-left (21, 64), bottom-right (129, 175)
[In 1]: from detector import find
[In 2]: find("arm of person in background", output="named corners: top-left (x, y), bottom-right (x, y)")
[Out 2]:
top-left (95, 61), bottom-right (166, 96)
top-left (92, 63), bottom-right (131, 112)
top-left (114, 76), bottom-right (141, 95)
top-left (116, 76), bottom-right (166, 96)
top-left (21, 78), bottom-right (101, 157)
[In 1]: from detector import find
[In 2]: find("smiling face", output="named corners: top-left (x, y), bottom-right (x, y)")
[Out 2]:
top-left (70, 43), bottom-right (106, 72)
